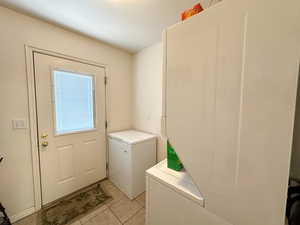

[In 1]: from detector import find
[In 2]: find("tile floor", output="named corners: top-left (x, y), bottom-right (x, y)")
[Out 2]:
top-left (13, 180), bottom-right (145, 225)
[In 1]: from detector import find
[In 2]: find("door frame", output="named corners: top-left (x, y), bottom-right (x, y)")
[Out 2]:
top-left (25, 45), bottom-right (109, 212)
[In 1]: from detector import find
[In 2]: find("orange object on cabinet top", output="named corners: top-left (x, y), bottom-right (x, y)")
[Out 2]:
top-left (181, 3), bottom-right (204, 21)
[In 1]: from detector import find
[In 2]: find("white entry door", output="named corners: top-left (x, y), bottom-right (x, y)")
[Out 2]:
top-left (34, 53), bottom-right (107, 205)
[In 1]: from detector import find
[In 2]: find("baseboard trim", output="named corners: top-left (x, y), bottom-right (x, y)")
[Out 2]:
top-left (10, 207), bottom-right (36, 223)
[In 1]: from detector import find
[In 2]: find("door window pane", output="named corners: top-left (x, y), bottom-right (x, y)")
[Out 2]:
top-left (53, 70), bottom-right (95, 135)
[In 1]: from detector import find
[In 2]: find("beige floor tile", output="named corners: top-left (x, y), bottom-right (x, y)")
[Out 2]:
top-left (124, 209), bottom-right (145, 225)
top-left (93, 204), bottom-right (108, 215)
top-left (85, 209), bottom-right (121, 225)
top-left (102, 183), bottom-right (127, 207)
top-left (135, 193), bottom-right (145, 207)
top-left (69, 221), bottom-right (81, 225)
top-left (13, 213), bottom-right (38, 225)
top-left (80, 204), bottom-right (108, 224)
top-left (109, 197), bottom-right (142, 223)
top-left (100, 179), bottom-right (113, 188)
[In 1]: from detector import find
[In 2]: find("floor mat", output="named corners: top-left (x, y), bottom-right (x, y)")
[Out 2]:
top-left (41, 182), bottom-right (111, 225)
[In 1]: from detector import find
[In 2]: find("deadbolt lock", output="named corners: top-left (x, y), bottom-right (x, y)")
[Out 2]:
top-left (41, 133), bottom-right (48, 139)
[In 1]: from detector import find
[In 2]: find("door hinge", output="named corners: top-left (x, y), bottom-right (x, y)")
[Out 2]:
top-left (105, 120), bottom-right (108, 129)
top-left (106, 163), bottom-right (109, 170)
top-left (104, 77), bottom-right (107, 85)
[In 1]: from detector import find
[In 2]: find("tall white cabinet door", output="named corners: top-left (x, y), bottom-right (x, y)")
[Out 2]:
top-left (34, 53), bottom-right (107, 205)
top-left (166, 1), bottom-right (246, 200)
top-left (165, 1), bottom-right (300, 225)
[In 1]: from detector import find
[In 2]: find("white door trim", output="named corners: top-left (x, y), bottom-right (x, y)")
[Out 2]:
top-left (25, 45), bottom-right (109, 212)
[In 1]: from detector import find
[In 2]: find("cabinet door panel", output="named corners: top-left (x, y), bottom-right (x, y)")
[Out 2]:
top-left (166, 3), bottom-right (245, 198)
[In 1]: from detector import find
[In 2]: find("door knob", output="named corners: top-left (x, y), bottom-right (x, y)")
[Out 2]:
top-left (41, 141), bottom-right (49, 147)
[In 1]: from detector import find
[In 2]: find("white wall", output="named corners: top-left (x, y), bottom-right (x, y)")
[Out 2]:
top-left (132, 43), bottom-right (166, 161)
top-left (0, 6), bottom-right (132, 221)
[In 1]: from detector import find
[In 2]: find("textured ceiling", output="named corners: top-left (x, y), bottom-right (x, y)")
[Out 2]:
top-left (0, 0), bottom-right (219, 52)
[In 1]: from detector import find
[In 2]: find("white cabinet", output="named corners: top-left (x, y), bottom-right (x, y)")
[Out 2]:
top-left (146, 160), bottom-right (230, 225)
top-left (108, 130), bottom-right (157, 199)
top-left (162, 0), bottom-right (300, 225)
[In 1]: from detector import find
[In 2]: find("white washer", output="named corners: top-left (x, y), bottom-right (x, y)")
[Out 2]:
top-left (108, 130), bottom-right (157, 199)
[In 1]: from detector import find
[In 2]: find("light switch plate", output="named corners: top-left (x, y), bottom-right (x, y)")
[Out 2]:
top-left (12, 119), bottom-right (27, 129)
